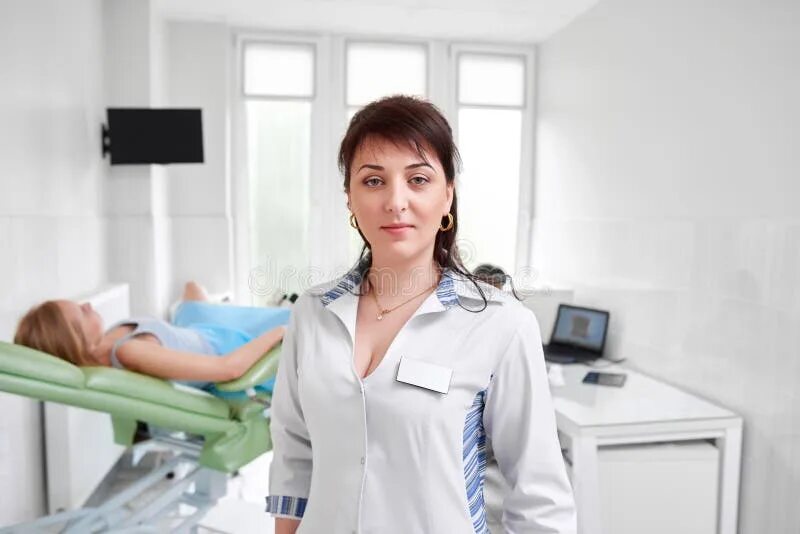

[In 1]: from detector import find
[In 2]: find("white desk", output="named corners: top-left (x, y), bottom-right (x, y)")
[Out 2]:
top-left (550, 363), bottom-right (742, 534)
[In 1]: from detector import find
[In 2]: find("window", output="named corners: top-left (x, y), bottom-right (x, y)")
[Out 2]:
top-left (455, 52), bottom-right (527, 273)
top-left (346, 42), bottom-right (427, 109)
top-left (244, 43), bottom-right (314, 98)
top-left (242, 42), bottom-right (315, 304)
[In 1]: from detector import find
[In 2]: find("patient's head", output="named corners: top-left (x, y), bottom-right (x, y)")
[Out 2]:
top-left (14, 300), bottom-right (105, 366)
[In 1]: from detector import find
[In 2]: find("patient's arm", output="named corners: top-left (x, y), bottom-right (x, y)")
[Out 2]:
top-left (275, 518), bottom-right (300, 534)
top-left (115, 326), bottom-right (286, 382)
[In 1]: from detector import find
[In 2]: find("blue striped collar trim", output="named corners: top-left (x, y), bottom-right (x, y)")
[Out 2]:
top-left (319, 262), bottom-right (370, 307)
top-left (319, 262), bottom-right (499, 308)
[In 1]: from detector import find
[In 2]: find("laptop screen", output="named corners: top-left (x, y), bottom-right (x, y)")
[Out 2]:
top-left (550, 305), bottom-right (609, 353)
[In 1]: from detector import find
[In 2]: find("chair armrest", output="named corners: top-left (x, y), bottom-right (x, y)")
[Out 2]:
top-left (214, 343), bottom-right (281, 392)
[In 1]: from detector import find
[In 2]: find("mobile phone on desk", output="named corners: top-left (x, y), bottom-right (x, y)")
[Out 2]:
top-left (582, 371), bottom-right (627, 387)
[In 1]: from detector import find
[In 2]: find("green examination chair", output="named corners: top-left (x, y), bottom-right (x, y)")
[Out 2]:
top-left (0, 340), bottom-right (282, 534)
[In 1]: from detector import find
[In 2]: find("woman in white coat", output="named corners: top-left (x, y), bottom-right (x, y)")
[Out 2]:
top-left (267, 95), bottom-right (576, 533)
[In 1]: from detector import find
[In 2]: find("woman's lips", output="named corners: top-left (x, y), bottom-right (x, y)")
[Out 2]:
top-left (381, 225), bottom-right (413, 235)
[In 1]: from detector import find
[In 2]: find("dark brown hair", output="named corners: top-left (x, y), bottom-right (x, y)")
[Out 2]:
top-left (338, 94), bottom-right (520, 310)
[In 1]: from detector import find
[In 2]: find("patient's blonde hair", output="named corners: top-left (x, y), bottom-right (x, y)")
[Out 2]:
top-left (14, 301), bottom-right (98, 366)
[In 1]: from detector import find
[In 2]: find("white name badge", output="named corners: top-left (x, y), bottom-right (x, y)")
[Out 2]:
top-left (396, 357), bottom-right (453, 394)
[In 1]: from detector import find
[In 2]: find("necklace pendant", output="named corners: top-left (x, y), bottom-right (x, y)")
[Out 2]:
top-left (376, 313), bottom-right (384, 321)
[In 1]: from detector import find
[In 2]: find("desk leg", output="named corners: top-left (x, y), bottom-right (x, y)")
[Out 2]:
top-left (571, 435), bottom-right (602, 534)
top-left (717, 424), bottom-right (742, 534)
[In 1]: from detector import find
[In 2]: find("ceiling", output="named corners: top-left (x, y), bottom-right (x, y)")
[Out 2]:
top-left (157, 0), bottom-right (601, 43)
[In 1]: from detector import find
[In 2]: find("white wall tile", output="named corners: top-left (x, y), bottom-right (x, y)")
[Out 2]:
top-left (8, 217), bottom-right (60, 306)
top-left (162, 21), bottom-right (234, 313)
top-left (167, 21), bottom-right (230, 217)
top-left (107, 215), bottom-right (169, 315)
top-left (56, 216), bottom-right (107, 294)
top-left (169, 216), bottom-right (233, 301)
top-left (0, 0), bottom-right (104, 218)
top-left (0, 218), bottom-right (11, 311)
top-left (104, 169), bottom-right (159, 216)
top-left (0, 393), bottom-right (44, 524)
top-left (766, 223), bottom-right (800, 314)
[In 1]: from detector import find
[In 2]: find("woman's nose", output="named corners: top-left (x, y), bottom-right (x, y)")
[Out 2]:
top-left (385, 181), bottom-right (409, 213)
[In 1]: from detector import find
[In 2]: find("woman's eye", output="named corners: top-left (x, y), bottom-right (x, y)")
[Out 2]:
top-left (364, 176), bottom-right (428, 186)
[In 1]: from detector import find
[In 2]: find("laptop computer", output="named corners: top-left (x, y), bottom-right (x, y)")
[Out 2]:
top-left (544, 304), bottom-right (610, 364)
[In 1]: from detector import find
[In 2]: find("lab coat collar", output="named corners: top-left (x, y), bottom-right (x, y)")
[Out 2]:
top-left (316, 261), bottom-right (505, 345)
top-left (319, 259), bottom-right (504, 315)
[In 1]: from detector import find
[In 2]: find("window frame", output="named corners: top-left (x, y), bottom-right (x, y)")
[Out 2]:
top-left (232, 32), bottom-right (331, 302)
top-left (449, 43), bottom-right (536, 274)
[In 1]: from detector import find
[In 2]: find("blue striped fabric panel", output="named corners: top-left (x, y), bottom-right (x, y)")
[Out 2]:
top-left (321, 266), bottom-right (365, 306)
top-left (463, 389), bottom-right (489, 534)
top-left (265, 495), bottom-right (308, 518)
top-left (436, 272), bottom-right (460, 308)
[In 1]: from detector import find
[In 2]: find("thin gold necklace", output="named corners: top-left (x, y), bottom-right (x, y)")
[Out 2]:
top-left (368, 274), bottom-right (439, 321)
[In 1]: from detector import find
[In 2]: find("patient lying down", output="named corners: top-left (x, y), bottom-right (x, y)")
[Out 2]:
top-left (13, 282), bottom-right (287, 392)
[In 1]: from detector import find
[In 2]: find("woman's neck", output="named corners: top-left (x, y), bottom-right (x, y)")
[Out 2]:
top-left (91, 329), bottom-right (126, 366)
top-left (89, 342), bottom-right (111, 366)
top-left (365, 256), bottom-right (442, 301)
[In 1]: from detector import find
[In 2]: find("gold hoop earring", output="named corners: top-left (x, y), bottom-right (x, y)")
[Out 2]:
top-left (349, 213), bottom-right (359, 229)
top-left (439, 213), bottom-right (454, 232)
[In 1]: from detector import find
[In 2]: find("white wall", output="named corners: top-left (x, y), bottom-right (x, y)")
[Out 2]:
top-left (166, 21), bottom-right (235, 301)
top-left (104, 0), bottom-right (173, 316)
top-left (0, 0), bottom-right (107, 523)
top-left (533, 1), bottom-right (800, 532)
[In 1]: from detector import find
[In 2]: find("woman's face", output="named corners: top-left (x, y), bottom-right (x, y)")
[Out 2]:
top-left (57, 300), bottom-right (104, 346)
top-left (347, 136), bottom-right (453, 265)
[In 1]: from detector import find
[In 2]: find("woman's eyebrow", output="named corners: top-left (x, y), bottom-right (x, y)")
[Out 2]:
top-left (357, 164), bottom-right (384, 172)
top-left (406, 162), bottom-right (434, 170)
top-left (356, 162), bottom-right (433, 172)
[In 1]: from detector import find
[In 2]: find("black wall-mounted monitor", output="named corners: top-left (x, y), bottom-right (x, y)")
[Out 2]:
top-left (103, 108), bottom-right (204, 165)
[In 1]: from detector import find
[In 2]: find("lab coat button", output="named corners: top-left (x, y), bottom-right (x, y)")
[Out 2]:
top-left (360, 456), bottom-right (365, 465)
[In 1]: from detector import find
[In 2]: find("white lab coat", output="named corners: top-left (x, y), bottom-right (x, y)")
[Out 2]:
top-left (267, 264), bottom-right (576, 533)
